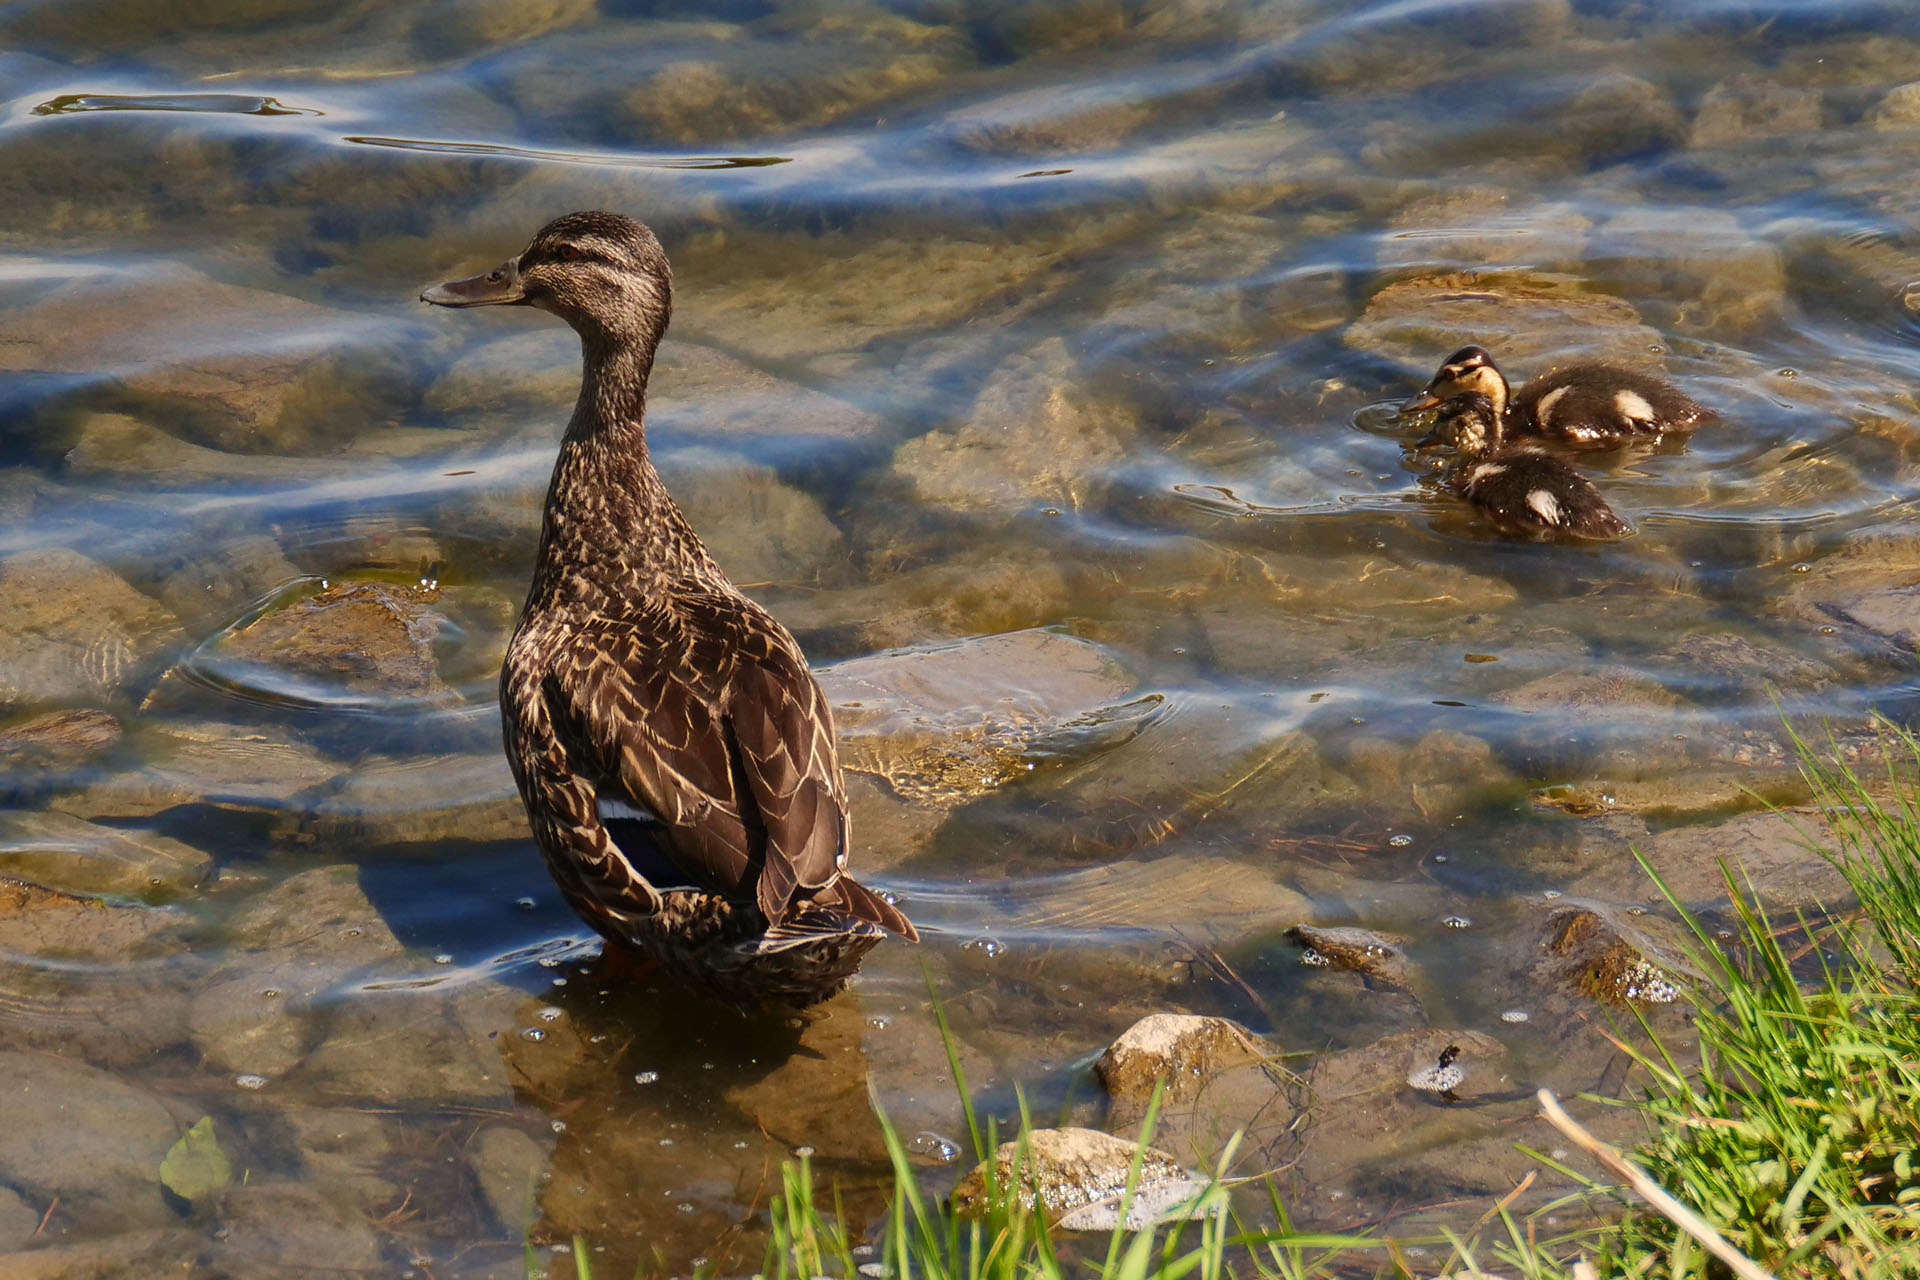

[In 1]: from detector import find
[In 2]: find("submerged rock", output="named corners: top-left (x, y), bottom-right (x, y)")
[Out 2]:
top-left (1690, 74), bottom-right (1823, 147)
top-left (466, 1125), bottom-right (551, 1237)
top-left (63, 412), bottom-right (348, 491)
top-left (0, 1050), bottom-right (180, 1233)
top-left (890, 338), bottom-right (1132, 514)
top-left (214, 1181), bottom-right (383, 1278)
top-left (0, 708), bottom-right (122, 769)
top-left (0, 549), bottom-right (181, 709)
top-left (54, 719), bottom-right (340, 822)
top-left (0, 264), bottom-right (420, 453)
top-left (822, 627), bottom-right (1138, 805)
top-left (0, 810), bottom-right (209, 898)
top-left (1346, 271), bottom-right (1665, 376)
top-left (210, 579), bottom-right (450, 701)
top-left (951, 1127), bottom-right (1213, 1230)
top-left (305, 751), bottom-right (525, 847)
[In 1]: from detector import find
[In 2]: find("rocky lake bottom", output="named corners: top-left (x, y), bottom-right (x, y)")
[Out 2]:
top-left (4, 0), bottom-right (1920, 1275)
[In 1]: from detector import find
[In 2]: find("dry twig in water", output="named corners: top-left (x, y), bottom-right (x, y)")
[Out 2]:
top-left (1535, 1089), bottom-right (1779, 1280)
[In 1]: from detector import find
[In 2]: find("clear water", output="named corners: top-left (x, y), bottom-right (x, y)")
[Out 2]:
top-left (3, 0), bottom-right (1920, 1272)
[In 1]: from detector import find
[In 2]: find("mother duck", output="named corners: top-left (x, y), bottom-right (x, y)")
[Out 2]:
top-left (422, 211), bottom-right (915, 1009)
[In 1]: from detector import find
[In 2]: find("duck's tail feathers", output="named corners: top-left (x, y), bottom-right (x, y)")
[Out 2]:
top-left (828, 874), bottom-right (919, 942)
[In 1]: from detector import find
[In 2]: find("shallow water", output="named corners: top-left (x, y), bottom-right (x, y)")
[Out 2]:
top-left (3, 0), bottom-right (1920, 1273)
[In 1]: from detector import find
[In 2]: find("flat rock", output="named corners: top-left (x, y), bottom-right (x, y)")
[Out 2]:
top-left (0, 549), bottom-right (181, 709)
top-left (214, 1181), bottom-right (382, 1278)
top-left (188, 968), bottom-right (312, 1079)
top-left (1591, 208), bottom-right (1786, 334)
top-left (0, 1227), bottom-right (201, 1280)
top-left (652, 342), bottom-right (887, 442)
top-left (1870, 80), bottom-right (1920, 130)
top-left (0, 708), bottom-right (122, 770)
top-left (0, 264), bottom-right (419, 453)
top-left (54, 720), bottom-right (340, 822)
top-left (208, 579), bottom-right (450, 702)
top-left (1553, 74), bottom-right (1684, 165)
top-left (63, 412), bottom-right (348, 491)
top-left (890, 337), bottom-right (1133, 514)
top-left (466, 1125), bottom-right (551, 1236)
top-left (1285, 924), bottom-right (1409, 988)
top-left (0, 810), bottom-right (209, 898)
top-left (823, 627), bottom-right (1138, 804)
top-left (1573, 809), bottom-right (1851, 909)
top-left (223, 864), bottom-right (406, 967)
top-left (305, 752), bottom-right (526, 847)
top-left (0, 881), bottom-right (194, 1066)
top-left (999, 855), bottom-right (1311, 948)
top-left (1347, 271), bottom-right (1665, 376)
top-left (1690, 74), bottom-right (1823, 147)
top-left (1378, 188), bottom-right (1591, 273)
top-left (0, 1050), bottom-right (181, 1233)
top-left (0, 1186), bottom-right (37, 1251)
top-left (939, 81), bottom-right (1153, 156)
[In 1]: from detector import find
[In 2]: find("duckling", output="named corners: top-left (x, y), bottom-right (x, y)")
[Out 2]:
top-left (1421, 392), bottom-right (1631, 540)
top-left (421, 212), bottom-right (915, 1010)
top-left (1403, 344), bottom-right (1711, 446)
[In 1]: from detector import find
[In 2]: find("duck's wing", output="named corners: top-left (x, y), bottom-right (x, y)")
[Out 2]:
top-left (544, 604), bottom-right (892, 937)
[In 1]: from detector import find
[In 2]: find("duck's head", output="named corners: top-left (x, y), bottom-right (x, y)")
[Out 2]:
top-left (1417, 391), bottom-right (1504, 457)
top-left (1402, 345), bottom-right (1508, 418)
top-left (421, 210), bottom-right (671, 349)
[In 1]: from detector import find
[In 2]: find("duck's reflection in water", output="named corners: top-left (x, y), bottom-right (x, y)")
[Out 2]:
top-left (493, 954), bottom-right (896, 1274)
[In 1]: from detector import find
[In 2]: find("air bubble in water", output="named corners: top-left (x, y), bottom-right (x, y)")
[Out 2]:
top-left (1387, 834), bottom-right (1413, 848)
top-left (515, 897), bottom-right (537, 912)
top-left (634, 1070), bottom-right (659, 1085)
top-left (1441, 915), bottom-right (1471, 929)
top-left (1500, 1009), bottom-right (1530, 1024)
top-left (962, 936), bottom-right (1003, 958)
top-left (520, 1027), bottom-right (547, 1042)
top-left (537, 1006), bottom-right (563, 1022)
top-left (234, 1073), bottom-right (268, 1090)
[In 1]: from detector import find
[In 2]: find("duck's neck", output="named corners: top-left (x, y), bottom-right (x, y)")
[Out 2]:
top-left (526, 335), bottom-right (723, 609)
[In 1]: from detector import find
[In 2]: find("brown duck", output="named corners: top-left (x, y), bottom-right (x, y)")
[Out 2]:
top-left (421, 211), bottom-right (915, 1009)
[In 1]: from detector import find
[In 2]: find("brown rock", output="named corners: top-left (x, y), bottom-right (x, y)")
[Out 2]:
top-left (212, 579), bottom-right (449, 700)
top-left (950, 1127), bottom-right (1194, 1222)
top-left (0, 708), bottom-right (121, 767)
top-left (0, 810), bottom-right (209, 898)
top-left (1348, 271), bottom-right (1665, 377)
top-left (1285, 924), bottom-right (1409, 987)
top-left (0, 265), bottom-right (419, 453)
top-left (1537, 901), bottom-right (1698, 1008)
top-left (1094, 1013), bottom-right (1271, 1118)
top-left (0, 549), bottom-right (181, 708)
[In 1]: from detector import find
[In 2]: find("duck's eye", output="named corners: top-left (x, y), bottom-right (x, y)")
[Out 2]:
top-left (556, 245), bottom-right (581, 262)
top-left (486, 270), bottom-right (505, 283)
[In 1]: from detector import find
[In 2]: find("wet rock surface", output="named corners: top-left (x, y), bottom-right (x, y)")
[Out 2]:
top-left (0, 810), bottom-right (210, 897)
top-left (0, 1051), bottom-right (181, 1234)
top-left (0, 550), bottom-right (181, 709)
top-left (951, 1127), bottom-right (1204, 1226)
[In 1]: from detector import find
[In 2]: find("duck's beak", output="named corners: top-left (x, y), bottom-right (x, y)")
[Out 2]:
top-left (420, 256), bottom-right (527, 307)
top-left (1400, 387), bottom-right (1443, 415)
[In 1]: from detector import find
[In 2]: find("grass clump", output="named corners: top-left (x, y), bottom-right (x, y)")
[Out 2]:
top-left (1580, 722), bottom-right (1920, 1279)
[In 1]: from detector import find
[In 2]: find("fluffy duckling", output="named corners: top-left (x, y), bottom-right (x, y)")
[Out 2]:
top-left (1422, 392), bottom-right (1631, 540)
top-left (421, 212), bottom-right (915, 1009)
top-left (1403, 345), bottom-right (1711, 446)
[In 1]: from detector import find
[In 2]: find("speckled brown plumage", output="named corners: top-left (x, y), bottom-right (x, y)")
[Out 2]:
top-left (423, 211), bottom-right (915, 1009)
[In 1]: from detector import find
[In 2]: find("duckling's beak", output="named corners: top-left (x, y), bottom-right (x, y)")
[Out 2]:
top-left (420, 256), bottom-right (528, 307)
top-left (1400, 387), bottom-right (1443, 415)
